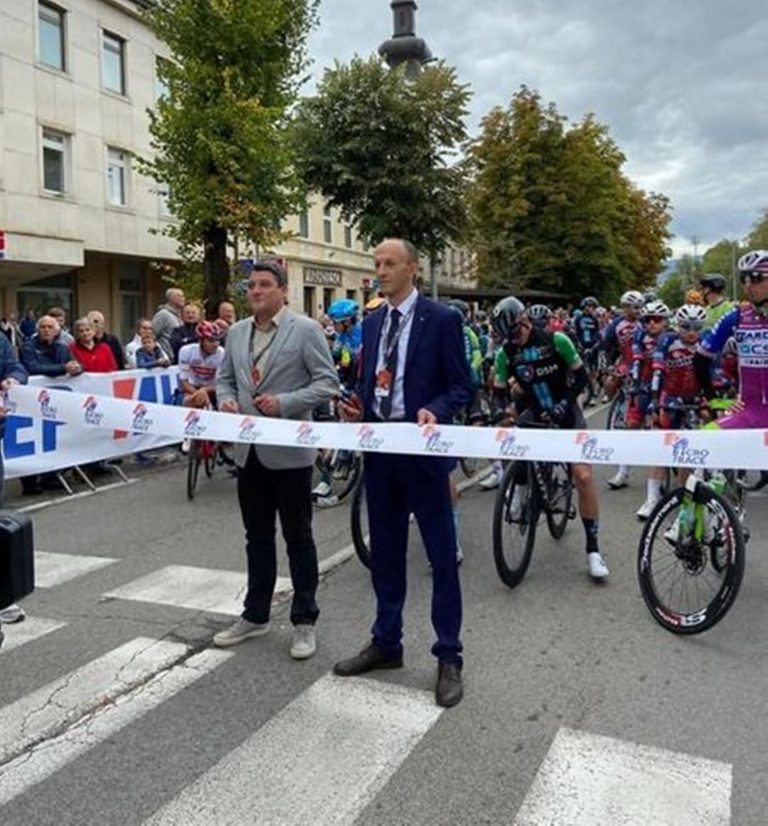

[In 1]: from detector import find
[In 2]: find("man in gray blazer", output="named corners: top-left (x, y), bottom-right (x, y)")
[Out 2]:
top-left (213, 260), bottom-right (339, 659)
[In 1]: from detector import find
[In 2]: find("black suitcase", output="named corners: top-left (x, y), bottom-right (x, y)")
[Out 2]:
top-left (0, 510), bottom-right (34, 609)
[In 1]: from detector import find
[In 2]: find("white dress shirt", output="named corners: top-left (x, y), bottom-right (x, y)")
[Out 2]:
top-left (374, 288), bottom-right (418, 420)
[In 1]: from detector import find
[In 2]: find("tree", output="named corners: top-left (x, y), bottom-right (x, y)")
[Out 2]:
top-left (140, 0), bottom-right (318, 318)
top-left (701, 239), bottom-right (742, 299)
top-left (292, 56), bottom-right (471, 273)
top-left (658, 273), bottom-right (686, 309)
top-left (467, 87), bottom-right (672, 303)
top-left (746, 208), bottom-right (768, 249)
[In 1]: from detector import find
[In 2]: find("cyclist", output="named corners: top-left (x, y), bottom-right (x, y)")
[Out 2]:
top-left (528, 304), bottom-right (553, 332)
top-left (490, 296), bottom-right (609, 581)
top-left (178, 320), bottom-right (227, 408)
top-left (573, 297), bottom-right (601, 405)
top-left (699, 273), bottom-right (736, 332)
top-left (363, 296), bottom-right (385, 317)
top-left (327, 298), bottom-right (362, 389)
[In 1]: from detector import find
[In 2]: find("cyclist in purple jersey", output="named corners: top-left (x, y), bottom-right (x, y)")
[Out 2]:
top-left (697, 249), bottom-right (768, 428)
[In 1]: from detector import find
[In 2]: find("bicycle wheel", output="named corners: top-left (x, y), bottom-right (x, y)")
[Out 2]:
top-left (186, 440), bottom-right (201, 501)
top-left (351, 473), bottom-right (371, 569)
top-left (606, 391), bottom-right (627, 430)
top-left (492, 462), bottom-right (539, 589)
top-left (637, 485), bottom-right (745, 634)
top-left (203, 442), bottom-right (216, 478)
top-left (545, 463), bottom-right (574, 540)
top-left (332, 451), bottom-right (363, 505)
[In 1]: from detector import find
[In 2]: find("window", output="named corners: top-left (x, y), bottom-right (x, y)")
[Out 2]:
top-left (119, 263), bottom-right (144, 342)
top-left (346, 290), bottom-right (357, 302)
top-left (298, 210), bottom-right (309, 238)
top-left (344, 223), bottom-right (353, 249)
top-left (323, 288), bottom-right (335, 312)
top-left (107, 148), bottom-right (128, 206)
top-left (158, 182), bottom-right (171, 216)
top-left (39, 3), bottom-right (66, 71)
top-left (303, 286), bottom-right (316, 318)
top-left (42, 129), bottom-right (68, 193)
top-left (155, 57), bottom-right (170, 101)
top-left (323, 204), bottom-right (332, 244)
top-left (102, 31), bottom-right (126, 94)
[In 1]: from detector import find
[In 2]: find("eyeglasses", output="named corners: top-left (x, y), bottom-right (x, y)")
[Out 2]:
top-left (678, 322), bottom-right (703, 332)
top-left (739, 271), bottom-right (768, 284)
top-left (643, 316), bottom-right (666, 324)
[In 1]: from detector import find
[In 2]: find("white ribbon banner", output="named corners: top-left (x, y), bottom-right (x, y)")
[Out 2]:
top-left (3, 369), bottom-right (180, 479)
top-left (6, 384), bottom-right (768, 471)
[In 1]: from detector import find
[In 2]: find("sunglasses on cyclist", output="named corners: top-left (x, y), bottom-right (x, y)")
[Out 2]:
top-left (643, 315), bottom-right (666, 323)
top-left (678, 322), bottom-right (703, 332)
top-left (739, 271), bottom-right (768, 285)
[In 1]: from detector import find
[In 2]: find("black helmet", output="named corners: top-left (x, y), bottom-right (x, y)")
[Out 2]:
top-left (581, 296), bottom-right (598, 309)
top-left (447, 298), bottom-right (470, 320)
top-left (491, 296), bottom-right (526, 339)
top-left (699, 272), bottom-right (727, 292)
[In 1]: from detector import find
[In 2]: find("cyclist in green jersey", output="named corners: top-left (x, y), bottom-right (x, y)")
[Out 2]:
top-left (699, 273), bottom-right (736, 331)
top-left (491, 296), bottom-right (609, 581)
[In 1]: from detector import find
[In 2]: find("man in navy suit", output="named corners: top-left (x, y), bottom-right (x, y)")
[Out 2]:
top-left (333, 238), bottom-right (472, 707)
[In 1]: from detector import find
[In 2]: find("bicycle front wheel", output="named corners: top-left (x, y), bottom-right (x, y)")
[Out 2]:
top-left (545, 463), bottom-right (573, 540)
top-left (606, 391), bottom-right (627, 430)
top-left (351, 474), bottom-right (371, 569)
top-left (492, 462), bottom-right (539, 589)
top-left (203, 442), bottom-right (216, 478)
top-left (186, 441), bottom-right (201, 501)
top-left (637, 485), bottom-right (745, 635)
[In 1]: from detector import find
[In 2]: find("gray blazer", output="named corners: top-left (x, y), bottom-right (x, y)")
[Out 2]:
top-left (216, 310), bottom-right (339, 470)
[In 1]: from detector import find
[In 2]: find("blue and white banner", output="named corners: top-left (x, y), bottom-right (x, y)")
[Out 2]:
top-left (3, 369), bottom-right (180, 479)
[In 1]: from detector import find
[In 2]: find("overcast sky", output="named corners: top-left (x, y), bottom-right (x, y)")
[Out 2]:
top-left (307, 0), bottom-right (768, 260)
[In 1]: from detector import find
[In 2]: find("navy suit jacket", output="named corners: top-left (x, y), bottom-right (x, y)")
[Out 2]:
top-left (359, 294), bottom-right (472, 475)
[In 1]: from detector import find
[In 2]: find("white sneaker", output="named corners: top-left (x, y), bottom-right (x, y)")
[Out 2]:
top-left (509, 484), bottom-right (528, 520)
top-left (180, 438), bottom-right (191, 455)
top-left (456, 544), bottom-right (464, 565)
top-left (312, 481), bottom-right (332, 498)
top-left (0, 604), bottom-right (25, 623)
top-left (635, 499), bottom-right (658, 521)
top-left (587, 552), bottom-right (609, 581)
top-left (290, 624), bottom-right (316, 660)
top-left (480, 470), bottom-right (501, 490)
top-left (607, 471), bottom-right (629, 489)
top-left (601, 394), bottom-right (610, 404)
top-left (213, 618), bottom-right (270, 647)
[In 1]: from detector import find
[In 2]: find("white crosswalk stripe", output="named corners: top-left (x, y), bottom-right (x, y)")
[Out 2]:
top-left (103, 564), bottom-right (291, 615)
top-left (35, 550), bottom-right (118, 588)
top-left (144, 674), bottom-right (444, 826)
top-left (0, 617), bottom-right (67, 652)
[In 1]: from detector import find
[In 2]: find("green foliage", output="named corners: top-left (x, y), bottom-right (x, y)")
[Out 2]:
top-left (657, 273), bottom-right (686, 309)
top-left (467, 87), bottom-right (672, 303)
top-left (292, 56), bottom-right (471, 256)
top-left (139, 0), bottom-right (318, 316)
top-left (745, 208), bottom-right (768, 249)
top-left (701, 240), bottom-right (742, 299)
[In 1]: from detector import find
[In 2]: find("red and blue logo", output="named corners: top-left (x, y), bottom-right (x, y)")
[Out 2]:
top-left (422, 425), bottom-right (453, 454)
top-left (296, 422), bottom-right (322, 446)
top-left (82, 395), bottom-right (104, 426)
top-left (238, 417), bottom-right (262, 443)
top-left (184, 410), bottom-right (207, 437)
top-left (357, 425), bottom-right (383, 450)
top-left (575, 431), bottom-right (614, 463)
top-left (495, 428), bottom-right (530, 458)
top-left (37, 389), bottom-right (58, 420)
top-left (131, 403), bottom-right (153, 433)
top-left (663, 432), bottom-right (709, 466)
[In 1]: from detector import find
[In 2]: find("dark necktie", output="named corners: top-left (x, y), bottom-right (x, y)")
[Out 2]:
top-left (380, 308), bottom-right (401, 420)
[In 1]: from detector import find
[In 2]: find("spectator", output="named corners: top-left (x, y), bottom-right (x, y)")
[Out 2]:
top-left (87, 311), bottom-right (124, 369)
top-left (217, 300), bottom-right (237, 326)
top-left (48, 307), bottom-right (74, 346)
top-left (19, 309), bottom-right (37, 340)
top-left (0, 332), bottom-right (29, 633)
top-left (0, 312), bottom-right (21, 351)
top-left (169, 303), bottom-right (201, 363)
top-left (20, 316), bottom-right (83, 379)
top-left (135, 329), bottom-right (170, 369)
top-left (152, 288), bottom-right (185, 360)
top-left (69, 318), bottom-right (118, 372)
top-left (124, 318), bottom-right (155, 368)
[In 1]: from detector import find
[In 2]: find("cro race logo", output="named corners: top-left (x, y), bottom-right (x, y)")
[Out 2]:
top-left (357, 425), bottom-right (384, 451)
top-left (37, 389), bottom-right (58, 420)
top-left (664, 432), bottom-right (710, 467)
top-left (238, 417), bottom-right (262, 443)
top-left (1, 389), bottom-right (17, 414)
top-left (421, 425), bottom-right (453, 454)
top-left (495, 429), bottom-right (530, 458)
top-left (82, 395), bottom-right (104, 426)
top-left (131, 403), bottom-right (154, 433)
top-left (295, 422), bottom-right (322, 446)
top-left (184, 410), bottom-right (207, 437)
top-left (575, 431), bottom-right (614, 463)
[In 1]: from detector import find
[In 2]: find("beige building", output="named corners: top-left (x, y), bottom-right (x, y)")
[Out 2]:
top-left (0, 0), bottom-right (477, 340)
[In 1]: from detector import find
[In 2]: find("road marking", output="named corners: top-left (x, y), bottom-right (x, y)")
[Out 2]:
top-left (0, 637), bottom-right (189, 765)
top-left (18, 478), bottom-right (139, 513)
top-left (0, 617), bottom-right (67, 652)
top-left (104, 564), bottom-right (291, 616)
top-left (35, 551), bottom-right (118, 588)
top-left (0, 648), bottom-right (230, 806)
top-left (145, 674), bottom-right (443, 825)
top-left (513, 727), bottom-right (732, 825)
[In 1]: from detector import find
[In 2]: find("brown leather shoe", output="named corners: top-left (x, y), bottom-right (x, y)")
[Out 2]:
top-left (333, 643), bottom-right (403, 677)
top-left (435, 661), bottom-right (463, 708)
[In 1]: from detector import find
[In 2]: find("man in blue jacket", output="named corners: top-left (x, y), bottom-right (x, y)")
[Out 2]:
top-left (334, 238), bottom-right (472, 707)
top-left (20, 315), bottom-right (83, 379)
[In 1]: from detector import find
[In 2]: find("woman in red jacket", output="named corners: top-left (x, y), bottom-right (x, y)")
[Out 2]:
top-left (69, 317), bottom-right (118, 372)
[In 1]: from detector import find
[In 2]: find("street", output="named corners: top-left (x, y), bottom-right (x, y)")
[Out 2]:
top-left (1, 409), bottom-right (768, 825)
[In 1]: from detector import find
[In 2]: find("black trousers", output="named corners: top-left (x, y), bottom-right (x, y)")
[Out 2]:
top-left (237, 448), bottom-right (319, 626)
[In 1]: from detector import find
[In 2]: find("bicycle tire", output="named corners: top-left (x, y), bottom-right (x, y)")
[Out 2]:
top-left (204, 442), bottom-right (216, 478)
top-left (606, 391), bottom-right (627, 430)
top-left (492, 462), bottom-right (539, 589)
top-left (186, 441), bottom-right (201, 501)
top-left (333, 452), bottom-right (363, 505)
top-left (351, 474), bottom-right (371, 569)
top-left (545, 463), bottom-right (574, 540)
top-left (637, 485), bottom-right (745, 635)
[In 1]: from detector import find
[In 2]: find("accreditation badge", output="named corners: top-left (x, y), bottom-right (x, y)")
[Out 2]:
top-left (374, 368), bottom-right (392, 398)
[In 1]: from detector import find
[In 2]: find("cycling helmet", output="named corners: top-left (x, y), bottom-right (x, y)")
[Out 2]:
top-left (580, 296), bottom-right (598, 309)
top-left (447, 298), bottom-right (470, 319)
top-left (641, 300), bottom-right (671, 319)
top-left (195, 320), bottom-right (226, 341)
top-left (595, 306), bottom-right (607, 317)
top-left (675, 304), bottom-right (707, 325)
top-left (643, 289), bottom-right (658, 303)
top-left (327, 298), bottom-right (359, 323)
top-left (620, 290), bottom-right (644, 309)
top-left (491, 296), bottom-right (526, 339)
top-left (738, 249), bottom-right (768, 274)
top-left (365, 296), bottom-right (385, 312)
top-left (685, 289), bottom-right (704, 305)
top-left (699, 272), bottom-right (727, 291)
top-left (528, 304), bottom-right (552, 321)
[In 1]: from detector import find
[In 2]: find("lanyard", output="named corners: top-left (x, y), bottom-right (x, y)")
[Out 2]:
top-left (382, 306), bottom-right (413, 365)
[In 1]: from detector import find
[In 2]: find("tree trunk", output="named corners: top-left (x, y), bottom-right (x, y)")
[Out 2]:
top-left (202, 224), bottom-right (229, 320)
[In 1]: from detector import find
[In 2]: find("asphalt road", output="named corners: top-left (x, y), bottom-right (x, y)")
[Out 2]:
top-left (2, 419), bottom-right (767, 825)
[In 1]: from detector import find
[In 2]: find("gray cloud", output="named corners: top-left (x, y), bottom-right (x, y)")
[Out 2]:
top-left (307, 0), bottom-right (768, 256)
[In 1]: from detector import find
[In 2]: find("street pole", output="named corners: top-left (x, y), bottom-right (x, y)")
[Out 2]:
top-left (430, 252), bottom-right (438, 300)
top-left (732, 240), bottom-right (738, 300)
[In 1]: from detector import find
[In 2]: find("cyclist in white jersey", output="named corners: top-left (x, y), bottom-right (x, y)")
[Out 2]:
top-left (178, 320), bottom-right (227, 408)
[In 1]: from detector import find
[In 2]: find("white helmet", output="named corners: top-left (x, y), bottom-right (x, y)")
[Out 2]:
top-left (641, 300), bottom-right (671, 319)
top-left (620, 290), bottom-right (644, 309)
top-left (738, 249), bottom-right (768, 273)
top-left (675, 304), bottom-right (707, 326)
